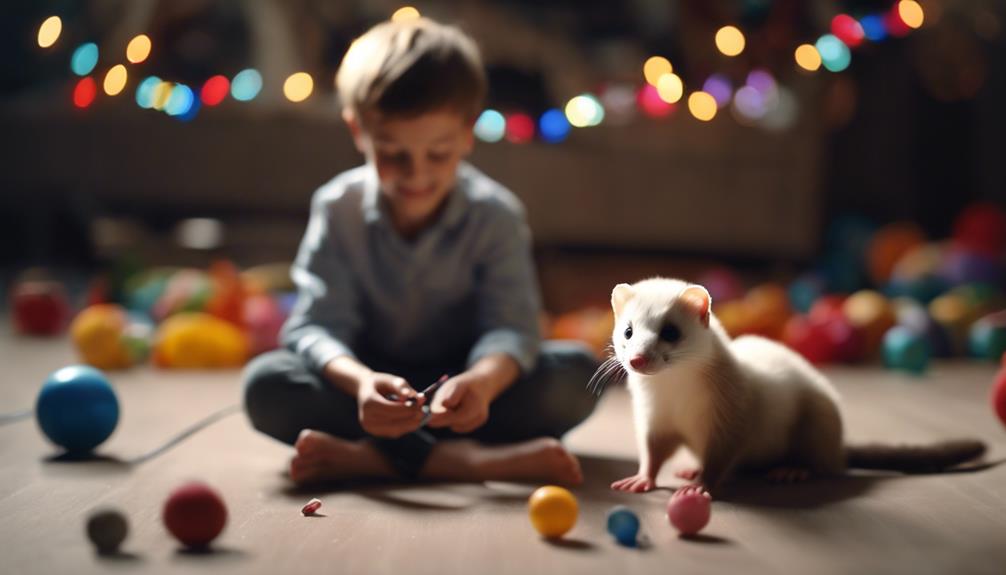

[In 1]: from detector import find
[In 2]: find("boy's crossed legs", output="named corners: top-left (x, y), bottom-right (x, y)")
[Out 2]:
top-left (243, 342), bottom-right (599, 485)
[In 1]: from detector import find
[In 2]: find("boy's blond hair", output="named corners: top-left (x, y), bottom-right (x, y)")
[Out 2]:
top-left (336, 18), bottom-right (487, 121)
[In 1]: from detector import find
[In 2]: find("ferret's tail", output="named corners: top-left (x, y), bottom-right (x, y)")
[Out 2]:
top-left (845, 439), bottom-right (986, 473)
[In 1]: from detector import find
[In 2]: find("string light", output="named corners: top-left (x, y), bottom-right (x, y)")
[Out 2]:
top-left (656, 73), bottom-right (684, 104)
top-left (816, 34), bottom-right (851, 72)
top-left (473, 109), bottom-right (505, 142)
top-left (643, 56), bottom-right (672, 86)
top-left (831, 15), bottom-right (865, 48)
top-left (505, 113), bottom-right (535, 143)
top-left (103, 65), bottom-right (127, 96)
top-left (126, 35), bottom-right (151, 64)
top-left (538, 108), bottom-right (571, 143)
top-left (565, 94), bottom-right (604, 127)
top-left (283, 72), bottom-right (314, 102)
top-left (688, 91), bottom-right (717, 121)
top-left (38, 16), bottom-right (62, 48)
top-left (898, 1), bottom-right (925, 29)
top-left (152, 81), bottom-right (173, 110)
top-left (71, 43), bottom-right (99, 76)
top-left (201, 75), bottom-right (230, 106)
top-left (860, 15), bottom-right (888, 41)
top-left (703, 74), bottom-right (733, 108)
top-left (392, 6), bottom-right (420, 22)
top-left (135, 76), bottom-right (160, 108)
top-left (165, 84), bottom-right (194, 116)
top-left (794, 44), bottom-right (822, 72)
top-left (638, 84), bottom-right (674, 118)
top-left (715, 26), bottom-right (745, 57)
top-left (73, 77), bottom-right (97, 108)
top-left (231, 69), bottom-right (262, 101)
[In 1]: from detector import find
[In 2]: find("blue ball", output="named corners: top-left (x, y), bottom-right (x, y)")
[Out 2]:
top-left (606, 505), bottom-right (640, 547)
top-left (36, 365), bottom-right (119, 454)
top-left (882, 326), bottom-right (930, 375)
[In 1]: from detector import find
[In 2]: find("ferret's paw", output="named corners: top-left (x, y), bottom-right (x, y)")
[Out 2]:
top-left (765, 467), bottom-right (811, 484)
top-left (672, 484), bottom-right (711, 499)
top-left (675, 468), bottom-right (702, 481)
top-left (611, 474), bottom-right (655, 493)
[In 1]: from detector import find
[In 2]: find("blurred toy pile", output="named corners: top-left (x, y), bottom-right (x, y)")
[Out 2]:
top-left (11, 260), bottom-right (294, 370)
top-left (547, 202), bottom-right (1006, 374)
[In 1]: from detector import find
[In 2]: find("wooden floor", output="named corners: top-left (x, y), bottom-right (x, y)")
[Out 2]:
top-left (2, 324), bottom-right (1005, 575)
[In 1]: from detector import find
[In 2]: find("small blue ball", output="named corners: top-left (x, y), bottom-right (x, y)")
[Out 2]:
top-left (882, 326), bottom-right (930, 375)
top-left (36, 365), bottom-right (119, 454)
top-left (606, 505), bottom-right (640, 547)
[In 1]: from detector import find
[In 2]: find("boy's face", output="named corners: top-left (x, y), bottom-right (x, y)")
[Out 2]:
top-left (347, 109), bottom-right (475, 234)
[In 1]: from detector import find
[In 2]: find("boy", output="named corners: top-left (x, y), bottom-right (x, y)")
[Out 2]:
top-left (243, 17), bottom-right (599, 485)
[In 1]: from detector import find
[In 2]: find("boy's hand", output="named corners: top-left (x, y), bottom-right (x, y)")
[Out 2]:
top-left (355, 372), bottom-right (425, 438)
top-left (426, 373), bottom-right (494, 433)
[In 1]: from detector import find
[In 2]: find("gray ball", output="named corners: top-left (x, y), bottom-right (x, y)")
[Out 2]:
top-left (86, 508), bottom-right (128, 554)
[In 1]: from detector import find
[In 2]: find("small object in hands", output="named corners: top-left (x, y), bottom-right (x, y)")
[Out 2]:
top-left (667, 486), bottom-right (711, 536)
top-left (163, 481), bottom-right (228, 549)
top-left (409, 374), bottom-right (449, 426)
top-left (528, 485), bottom-right (579, 538)
top-left (301, 498), bottom-right (322, 516)
top-left (606, 505), bottom-right (640, 547)
top-left (86, 507), bottom-right (129, 554)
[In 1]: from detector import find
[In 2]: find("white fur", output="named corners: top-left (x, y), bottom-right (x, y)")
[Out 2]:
top-left (611, 278), bottom-right (845, 490)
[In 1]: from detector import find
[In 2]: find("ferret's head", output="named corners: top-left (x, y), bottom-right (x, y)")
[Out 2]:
top-left (610, 278), bottom-right (715, 376)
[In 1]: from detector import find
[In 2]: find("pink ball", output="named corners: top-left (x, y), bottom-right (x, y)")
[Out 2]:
top-left (667, 490), bottom-right (711, 536)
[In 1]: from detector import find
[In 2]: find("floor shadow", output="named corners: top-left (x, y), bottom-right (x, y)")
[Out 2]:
top-left (543, 537), bottom-right (597, 552)
top-left (42, 452), bottom-right (133, 476)
top-left (94, 550), bottom-right (144, 563)
top-left (172, 545), bottom-right (249, 562)
top-left (714, 473), bottom-right (883, 509)
top-left (678, 533), bottom-right (733, 545)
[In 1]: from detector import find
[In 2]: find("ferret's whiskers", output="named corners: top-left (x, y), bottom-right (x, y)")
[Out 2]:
top-left (587, 356), bottom-right (626, 396)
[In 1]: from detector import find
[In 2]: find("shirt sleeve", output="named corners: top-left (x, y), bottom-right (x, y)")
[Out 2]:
top-left (280, 192), bottom-right (362, 373)
top-left (467, 202), bottom-right (543, 373)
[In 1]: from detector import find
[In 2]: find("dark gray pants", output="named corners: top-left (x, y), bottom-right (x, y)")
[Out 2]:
top-left (243, 341), bottom-right (600, 478)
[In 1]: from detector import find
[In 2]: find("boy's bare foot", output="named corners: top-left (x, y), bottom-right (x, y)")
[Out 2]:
top-left (420, 437), bottom-right (583, 485)
top-left (289, 429), bottom-right (396, 485)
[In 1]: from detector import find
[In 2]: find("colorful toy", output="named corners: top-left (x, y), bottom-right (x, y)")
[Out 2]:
top-left (153, 312), bottom-right (249, 368)
top-left (948, 284), bottom-right (1006, 319)
top-left (528, 486), bottom-right (578, 538)
top-left (205, 260), bottom-right (245, 327)
top-left (893, 298), bottom-right (952, 358)
top-left (744, 283), bottom-right (792, 340)
top-left (788, 274), bottom-right (826, 314)
top-left (867, 222), bottom-right (925, 285)
top-left (782, 316), bottom-right (835, 365)
top-left (697, 267), bottom-right (744, 304)
top-left (86, 508), bottom-right (128, 554)
top-left (713, 299), bottom-right (754, 338)
top-left (241, 262), bottom-right (296, 293)
top-left (929, 293), bottom-right (974, 356)
top-left (605, 505), bottom-right (640, 546)
top-left (939, 248), bottom-right (1004, 287)
top-left (970, 312), bottom-right (1006, 362)
top-left (301, 498), bottom-right (322, 516)
top-left (992, 368), bottom-right (1006, 428)
top-left (667, 486), bottom-right (711, 536)
top-left (36, 365), bottom-right (119, 454)
top-left (152, 269), bottom-right (213, 322)
top-left (163, 482), bottom-right (228, 549)
top-left (809, 295), bottom-right (848, 324)
top-left (953, 202), bottom-right (1006, 258)
top-left (244, 294), bottom-right (286, 356)
top-left (842, 290), bottom-right (896, 356)
top-left (882, 326), bottom-right (930, 374)
top-left (71, 304), bottom-right (147, 370)
top-left (11, 279), bottom-right (71, 336)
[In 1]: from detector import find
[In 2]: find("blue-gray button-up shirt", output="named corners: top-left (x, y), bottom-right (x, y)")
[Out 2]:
top-left (281, 162), bottom-right (542, 376)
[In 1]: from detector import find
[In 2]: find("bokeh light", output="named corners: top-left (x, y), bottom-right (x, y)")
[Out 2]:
top-left (473, 109), bottom-right (505, 142)
top-left (165, 84), bottom-right (195, 117)
top-left (637, 84), bottom-right (673, 118)
top-left (795, 44), bottom-right (822, 71)
top-left (747, 69), bottom-right (778, 99)
top-left (538, 108), bottom-right (571, 143)
top-left (886, 6), bottom-right (912, 37)
top-left (392, 6), bottom-right (420, 22)
top-left (126, 35), bottom-right (151, 64)
top-left (565, 94), bottom-right (604, 127)
top-left (688, 91), bottom-right (718, 121)
top-left (201, 75), bottom-right (230, 106)
top-left (179, 98), bottom-right (201, 123)
top-left (898, 1), bottom-right (925, 29)
top-left (816, 34), bottom-right (852, 72)
top-left (860, 15), bottom-right (888, 41)
top-left (732, 86), bottom-right (767, 122)
top-left (831, 14), bottom-right (865, 48)
top-left (505, 113), bottom-right (535, 144)
top-left (600, 84), bottom-right (637, 125)
top-left (643, 56), bottom-right (672, 86)
top-left (715, 26), bottom-right (745, 57)
top-left (135, 76), bottom-right (161, 108)
top-left (38, 16), bottom-right (62, 48)
top-left (702, 74), bottom-right (733, 108)
top-left (759, 87), bottom-right (798, 132)
top-left (283, 72), bottom-right (314, 102)
top-left (231, 69), bottom-right (262, 101)
top-left (152, 81), bottom-right (173, 111)
top-left (71, 43), bottom-right (99, 76)
top-left (103, 65), bottom-right (127, 96)
top-left (656, 73), bottom-right (684, 104)
top-left (73, 77), bottom-right (97, 109)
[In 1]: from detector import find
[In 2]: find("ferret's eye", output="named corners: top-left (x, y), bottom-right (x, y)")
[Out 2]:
top-left (659, 324), bottom-right (681, 343)
top-left (623, 324), bottom-right (633, 339)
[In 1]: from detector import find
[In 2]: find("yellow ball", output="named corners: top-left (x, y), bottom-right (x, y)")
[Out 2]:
top-left (154, 312), bottom-right (248, 368)
top-left (70, 304), bottom-right (133, 370)
top-left (528, 486), bottom-right (578, 538)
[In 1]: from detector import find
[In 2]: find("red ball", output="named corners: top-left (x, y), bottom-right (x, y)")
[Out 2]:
top-left (11, 281), bottom-right (70, 336)
top-left (667, 489), bottom-right (711, 536)
top-left (822, 316), bottom-right (865, 363)
top-left (954, 202), bottom-right (1006, 258)
top-left (993, 368), bottom-right (1006, 430)
top-left (782, 316), bottom-right (836, 365)
top-left (809, 295), bottom-right (847, 324)
top-left (163, 482), bottom-right (227, 548)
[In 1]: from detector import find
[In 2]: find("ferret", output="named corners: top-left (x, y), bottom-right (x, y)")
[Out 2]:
top-left (589, 277), bottom-right (986, 493)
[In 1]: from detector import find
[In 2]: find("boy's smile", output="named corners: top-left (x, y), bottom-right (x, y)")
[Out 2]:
top-left (348, 109), bottom-right (475, 239)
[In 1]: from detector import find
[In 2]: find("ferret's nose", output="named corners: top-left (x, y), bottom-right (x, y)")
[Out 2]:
top-left (629, 355), bottom-right (649, 370)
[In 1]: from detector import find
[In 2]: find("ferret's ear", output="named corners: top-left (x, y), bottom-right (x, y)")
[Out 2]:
top-left (680, 285), bottom-right (711, 328)
top-left (611, 284), bottom-right (634, 317)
